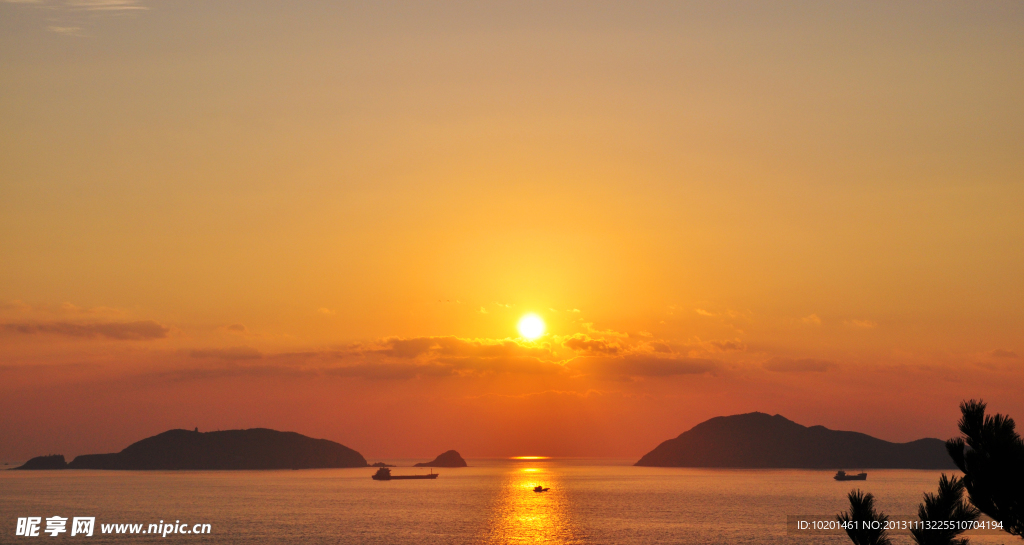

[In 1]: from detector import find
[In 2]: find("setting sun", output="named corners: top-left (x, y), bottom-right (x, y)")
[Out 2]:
top-left (517, 314), bottom-right (545, 340)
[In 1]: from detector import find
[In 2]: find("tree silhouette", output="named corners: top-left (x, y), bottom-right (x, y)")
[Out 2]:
top-left (839, 401), bottom-right (1023, 545)
top-left (946, 399), bottom-right (1024, 538)
top-left (838, 489), bottom-right (892, 545)
top-left (910, 473), bottom-right (979, 545)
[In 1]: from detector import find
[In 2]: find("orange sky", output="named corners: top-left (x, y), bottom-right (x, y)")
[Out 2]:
top-left (1, 1), bottom-right (1022, 462)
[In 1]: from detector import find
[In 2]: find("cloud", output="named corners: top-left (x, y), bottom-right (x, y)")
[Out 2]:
top-left (563, 334), bottom-right (620, 355)
top-left (844, 319), bottom-right (878, 329)
top-left (66, 0), bottom-right (148, 10)
top-left (366, 336), bottom-right (554, 360)
top-left (0, 300), bottom-right (32, 311)
top-left (46, 26), bottom-right (85, 35)
top-left (4, 0), bottom-right (148, 37)
top-left (58, 302), bottom-right (124, 315)
top-left (188, 347), bottom-right (263, 360)
top-left (1, 320), bottom-right (169, 340)
top-left (693, 308), bottom-right (751, 331)
top-left (323, 362), bottom-right (459, 380)
top-left (466, 389), bottom-right (610, 400)
top-left (317, 308), bottom-right (335, 315)
top-left (479, 307), bottom-right (488, 314)
top-left (159, 347), bottom-right (567, 382)
top-left (648, 342), bottom-right (673, 353)
top-left (1, 300), bottom-right (124, 316)
top-left (990, 349), bottom-right (1018, 359)
top-left (582, 322), bottom-right (629, 338)
top-left (709, 339), bottom-right (746, 352)
top-left (575, 355), bottom-right (720, 380)
top-left (762, 357), bottom-right (834, 373)
top-left (174, 336), bottom-right (565, 381)
top-left (801, 314), bottom-right (822, 326)
top-left (650, 338), bottom-right (746, 355)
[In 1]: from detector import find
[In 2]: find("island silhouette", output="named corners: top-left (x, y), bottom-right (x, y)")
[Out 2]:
top-left (13, 428), bottom-right (368, 470)
top-left (636, 412), bottom-right (956, 469)
top-left (413, 450), bottom-right (467, 467)
top-left (12, 415), bottom-right (956, 470)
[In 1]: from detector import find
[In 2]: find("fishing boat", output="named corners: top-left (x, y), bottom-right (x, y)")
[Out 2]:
top-left (834, 470), bottom-right (867, 481)
top-left (371, 467), bottom-right (439, 480)
top-left (533, 486), bottom-right (550, 492)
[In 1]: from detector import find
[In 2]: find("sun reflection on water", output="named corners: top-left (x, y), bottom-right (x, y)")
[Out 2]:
top-left (487, 467), bottom-right (584, 544)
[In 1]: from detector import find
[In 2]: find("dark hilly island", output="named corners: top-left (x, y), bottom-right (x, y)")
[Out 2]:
top-left (636, 412), bottom-right (955, 469)
top-left (13, 428), bottom-right (368, 470)
top-left (414, 450), bottom-right (467, 467)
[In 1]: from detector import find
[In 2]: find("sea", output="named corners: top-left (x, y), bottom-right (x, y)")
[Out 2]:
top-left (0, 459), bottom-right (1012, 544)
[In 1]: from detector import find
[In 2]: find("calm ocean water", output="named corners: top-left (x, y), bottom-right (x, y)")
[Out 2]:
top-left (0, 460), bottom-right (1011, 544)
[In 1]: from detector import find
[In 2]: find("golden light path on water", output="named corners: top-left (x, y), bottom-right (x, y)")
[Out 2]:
top-left (487, 466), bottom-right (584, 544)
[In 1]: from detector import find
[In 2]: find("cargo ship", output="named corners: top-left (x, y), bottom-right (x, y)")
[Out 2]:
top-left (372, 467), bottom-right (438, 480)
top-left (834, 470), bottom-right (867, 481)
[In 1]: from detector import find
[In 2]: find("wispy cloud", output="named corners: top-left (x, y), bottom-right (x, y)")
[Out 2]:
top-left (573, 354), bottom-right (720, 380)
top-left (46, 25), bottom-right (83, 35)
top-left (65, 0), bottom-right (147, 11)
top-left (582, 322), bottom-right (629, 338)
top-left (188, 347), bottom-right (263, 360)
top-left (0, 300), bottom-right (33, 311)
top-left (563, 334), bottom-right (621, 355)
top-left (466, 389), bottom-right (610, 400)
top-left (364, 336), bottom-right (555, 360)
top-left (801, 314), bottom-right (822, 326)
top-left (708, 339), bottom-right (746, 352)
top-left (762, 357), bottom-right (834, 373)
top-left (1, 320), bottom-right (169, 340)
top-left (1, 300), bottom-right (125, 316)
top-left (989, 349), bottom-right (1018, 359)
top-left (844, 319), bottom-right (878, 329)
top-left (4, 0), bottom-right (149, 36)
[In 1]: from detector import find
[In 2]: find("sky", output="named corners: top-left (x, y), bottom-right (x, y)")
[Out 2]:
top-left (1, 0), bottom-right (1022, 462)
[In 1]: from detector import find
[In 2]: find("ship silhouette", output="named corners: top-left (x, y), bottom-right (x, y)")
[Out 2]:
top-left (371, 467), bottom-right (439, 480)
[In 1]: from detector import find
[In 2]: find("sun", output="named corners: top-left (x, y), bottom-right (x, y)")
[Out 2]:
top-left (517, 314), bottom-right (545, 340)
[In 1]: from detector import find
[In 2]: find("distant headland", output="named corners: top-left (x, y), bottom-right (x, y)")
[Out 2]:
top-left (12, 428), bottom-right (368, 470)
top-left (414, 450), bottom-right (467, 467)
top-left (636, 412), bottom-right (956, 469)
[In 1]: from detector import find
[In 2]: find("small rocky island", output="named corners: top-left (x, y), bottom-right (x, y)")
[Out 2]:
top-left (414, 450), bottom-right (467, 467)
top-left (13, 428), bottom-right (368, 470)
top-left (636, 412), bottom-right (955, 469)
top-left (13, 454), bottom-right (68, 470)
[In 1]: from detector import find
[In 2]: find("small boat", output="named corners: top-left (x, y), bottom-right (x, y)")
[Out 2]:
top-left (834, 470), bottom-right (867, 481)
top-left (533, 486), bottom-right (550, 492)
top-left (372, 467), bottom-right (439, 481)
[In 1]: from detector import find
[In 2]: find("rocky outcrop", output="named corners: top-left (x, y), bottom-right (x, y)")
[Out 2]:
top-left (414, 450), bottom-right (467, 467)
top-left (12, 455), bottom-right (68, 470)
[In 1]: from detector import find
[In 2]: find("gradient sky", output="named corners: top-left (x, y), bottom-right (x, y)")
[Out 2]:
top-left (2, 0), bottom-right (1022, 462)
